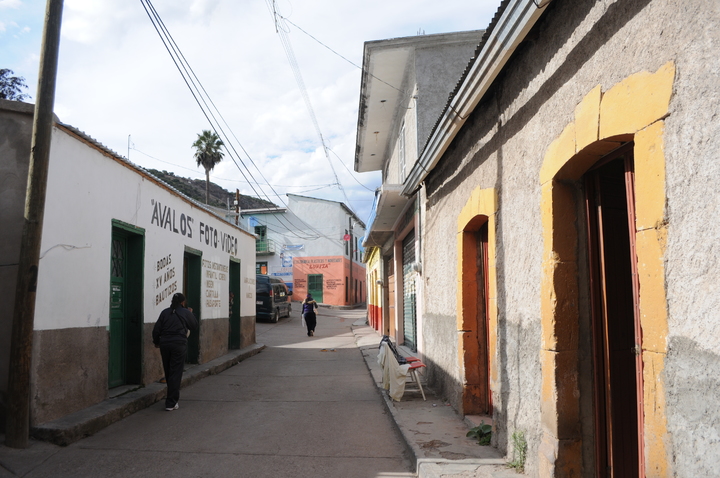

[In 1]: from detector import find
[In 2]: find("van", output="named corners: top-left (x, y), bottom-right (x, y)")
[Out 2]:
top-left (256, 274), bottom-right (292, 322)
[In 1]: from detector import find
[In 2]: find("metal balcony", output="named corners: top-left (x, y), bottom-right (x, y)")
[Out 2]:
top-left (256, 239), bottom-right (276, 255)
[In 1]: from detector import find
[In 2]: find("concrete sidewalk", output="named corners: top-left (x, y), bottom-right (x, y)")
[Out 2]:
top-left (351, 320), bottom-right (521, 478)
top-left (31, 343), bottom-right (266, 446)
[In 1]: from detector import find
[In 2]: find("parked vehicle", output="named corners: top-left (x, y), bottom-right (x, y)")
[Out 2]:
top-left (256, 274), bottom-right (292, 322)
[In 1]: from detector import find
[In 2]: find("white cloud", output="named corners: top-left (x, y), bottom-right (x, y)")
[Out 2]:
top-left (0, 0), bottom-right (23, 10)
top-left (7, 0), bottom-right (498, 221)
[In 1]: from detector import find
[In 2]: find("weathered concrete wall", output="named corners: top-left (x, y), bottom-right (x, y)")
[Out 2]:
top-left (0, 101), bottom-right (35, 431)
top-left (240, 314), bottom-right (255, 349)
top-left (143, 323), bottom-right (164, 384)
top-left (31, 327), bottom-right (108, 425)
top-left (420, 0), bottom-right (720, 475)
top-left (199, 316), bottom-right (229, 364)
top-left (415, 35), bottom-right (482, 151)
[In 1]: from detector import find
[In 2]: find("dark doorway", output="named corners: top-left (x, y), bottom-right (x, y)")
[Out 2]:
top-left (184, 249), bottom-right (202, 364)
top-left (585, 143), bottom-right (643, 477)
top-left (108, 223), bottom-right (144, 388)
top-left (460, 217), bottom-right (491, 415)
top-left (228, 259), bottom-right (241, 349)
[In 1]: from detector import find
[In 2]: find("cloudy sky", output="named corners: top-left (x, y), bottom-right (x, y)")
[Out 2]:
top-left (2, 0), bottom-right (498, 222)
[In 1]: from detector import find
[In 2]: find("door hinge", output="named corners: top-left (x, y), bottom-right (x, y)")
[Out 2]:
top-left (633, 344), bottom-right (642, 356)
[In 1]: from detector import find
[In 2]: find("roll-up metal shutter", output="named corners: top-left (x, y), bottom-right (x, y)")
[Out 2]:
top-left (402, 231), bottom-right (417, 351)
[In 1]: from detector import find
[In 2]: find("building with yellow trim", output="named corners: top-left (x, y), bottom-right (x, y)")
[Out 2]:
top-left (355, 0), bottom-right (720, 476)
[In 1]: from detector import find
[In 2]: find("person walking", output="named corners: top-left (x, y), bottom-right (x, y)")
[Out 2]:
top-left (302, 294), bottom-right (319, 336)
top-left (153, 292), bottom-right (198, 411)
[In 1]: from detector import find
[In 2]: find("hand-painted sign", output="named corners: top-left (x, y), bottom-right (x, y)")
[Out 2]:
top-left (151, 199), bottom-right (239, 255)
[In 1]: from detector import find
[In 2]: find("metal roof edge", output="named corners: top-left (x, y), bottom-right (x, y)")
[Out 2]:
top-left (402, 0), bottom-right (552, 196)
top-left (354, 30), bottom-right (486, 174)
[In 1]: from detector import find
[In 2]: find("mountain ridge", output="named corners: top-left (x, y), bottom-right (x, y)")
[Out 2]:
top-left (148, 169), bottom-right (276, 210)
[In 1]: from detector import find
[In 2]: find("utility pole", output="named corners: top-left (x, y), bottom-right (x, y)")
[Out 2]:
top-left (5, 0), bottom-right (64, 449)
top-left (348, 216), bottom-right (353, 306)
top-left (235, 189), bottom-right (240, 226)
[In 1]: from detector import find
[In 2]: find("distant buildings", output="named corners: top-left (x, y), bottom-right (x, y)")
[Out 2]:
top-left (241, 194), bottom-right (366, 307)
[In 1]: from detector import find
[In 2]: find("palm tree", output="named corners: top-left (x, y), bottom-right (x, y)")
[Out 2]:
top-left (192, 130), bottom-right (225, 204)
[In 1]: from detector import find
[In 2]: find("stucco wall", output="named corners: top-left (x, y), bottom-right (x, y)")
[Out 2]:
top-left (415, 37), bottom-right (483, 151)
top-left (420, 0), bottom-right (720, 475)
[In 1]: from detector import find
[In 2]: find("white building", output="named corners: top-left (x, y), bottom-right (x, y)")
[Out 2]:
top-left (1, 99), bottom-right (257, 428)
top-left (243, 194), bottom-right (366, 306)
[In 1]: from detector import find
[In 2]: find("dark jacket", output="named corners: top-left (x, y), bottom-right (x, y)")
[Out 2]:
top-left (152, 306), bottom-right (198, 346)
top-left (302, 300), bottom-right (318, 315)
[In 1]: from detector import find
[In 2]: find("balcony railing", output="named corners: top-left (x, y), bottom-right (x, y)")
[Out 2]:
top-left (256, 239), bottom-right (276, 255)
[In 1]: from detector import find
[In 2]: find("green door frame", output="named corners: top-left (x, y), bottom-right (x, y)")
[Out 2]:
top-left (184, 247), bottom-right (202, 363)
top-left (229, 258), bottom-right (241, 349)
top-left (109, 221), bottom-right (144, 388)
top-left (308, 274), bottom-right (323, 303)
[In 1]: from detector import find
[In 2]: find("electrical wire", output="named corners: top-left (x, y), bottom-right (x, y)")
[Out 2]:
top-left (327, 147), bottom-right (375, 192)
top-left (267, 0), bottom-right (361, 215)
top-left (278, 14), bottom-right (403, 94)
top-left (145, 0), bottom-right (342, 242)
top-left (141, 0), bottom-right (336, 241)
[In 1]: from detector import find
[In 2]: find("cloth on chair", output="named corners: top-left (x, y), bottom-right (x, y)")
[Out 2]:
top-left (379, 335), bottom-right (408, 364)
top-left (377, 342), bottom-right (411, 401)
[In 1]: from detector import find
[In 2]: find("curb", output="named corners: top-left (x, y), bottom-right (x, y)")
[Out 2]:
top-left (318, 303), bottom-right (367, 310)
top-left (352, 323), bottom-right (515, 478)
top-left (356, 341), bottom-right (418, 474)
top-left (31, 343), bottom-right (265, 446)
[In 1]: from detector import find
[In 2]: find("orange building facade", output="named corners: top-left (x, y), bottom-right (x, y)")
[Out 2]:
top-left (292, 255), bottom-right (366, 307)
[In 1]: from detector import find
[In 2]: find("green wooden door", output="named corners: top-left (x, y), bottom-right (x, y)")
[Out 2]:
top-left (109, 224), bottom-right (144, 388)
top-left (308, 274), bottom-right (323, 303)
top-left (109, 234), bottom-right (127, 388)
top-left (184, 250), bottom-right (202, 363)
top-left (228, 259), bottom-right (241, 349)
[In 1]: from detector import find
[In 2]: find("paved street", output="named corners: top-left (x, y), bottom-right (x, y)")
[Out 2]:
top-left (0, 307), bottom-right (414, 478)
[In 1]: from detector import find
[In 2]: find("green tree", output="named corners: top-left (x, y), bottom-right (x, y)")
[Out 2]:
top-left (0, 69), bottom-right (30, 101)
top-left (192, 129), bottom-right (225, 204)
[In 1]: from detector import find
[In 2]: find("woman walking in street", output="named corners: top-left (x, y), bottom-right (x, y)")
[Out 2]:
top-left (302, 294), bottom-right (319, 336)
top-left (153, 292), bottom-right (198, 411)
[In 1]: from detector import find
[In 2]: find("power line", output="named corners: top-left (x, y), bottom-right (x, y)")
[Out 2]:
top-left (327, 147), bottom-right (375, 192)
top-left (268, 0), bottom-right (361, 216)
top-left (141, 0), bottom-right (334, 242)
top-left (279, 14), bottom-right (403, 94)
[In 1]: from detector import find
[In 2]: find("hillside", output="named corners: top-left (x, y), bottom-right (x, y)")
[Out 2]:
top-left (148, 169), bottom-right (276, 210)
